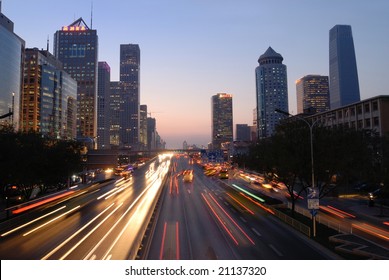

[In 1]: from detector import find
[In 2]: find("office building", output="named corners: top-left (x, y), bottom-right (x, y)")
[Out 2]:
top-left (97, 62), bottom-right (111, 149)
top-left (255, 47), bottom-right (289, 139)
top-left (236, 124), bottom-right (251, 141)
top-left (119, 44), bottom-right (140, 149)
top-left (329, 25), bottom-right (360, 109)
top-left (296, 75), bottom-right (329, 114)
top-left (54, 18), bottom-right (98, 141)
top-left (308, 95), bottom-right (389, 137)
top-left (0, 5), bottom-right (24, 130)
top-left (21, 48), bottom-right (77, 139)
top-left (109, 81), bottom-right (122, 147)
top-left (139, 104), bottom-right (148, 150)
top-left (211, 93), bottom-right (233, 149)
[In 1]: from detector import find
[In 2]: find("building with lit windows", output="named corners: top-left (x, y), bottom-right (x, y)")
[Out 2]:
top-left (119, 44), bottom-right (140, 149)
top-left (255, 47), bottom-right (289, 139)
top-left (97, 62), bottom-right (111, 149)
top-left (329, 25), bottom-right (360, 109)
top-left (139, 104), bottom-right (148, 150)
top-left (0, 6), bottom-right (24, 130)
top-left (109, 81), bottom-right (121, 147)
top-left (296, 75), bottom-right (329, 114)
top-left (54, 18), bottom-right (98, 141)
top-left (211, 93), bottom-right (233, 149)
top-left (21, 48), bottom-right (77, 139)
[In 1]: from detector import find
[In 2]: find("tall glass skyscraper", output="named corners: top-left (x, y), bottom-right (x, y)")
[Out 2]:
top-left (54, 18), bottom-right (98, 140)
top-left (329, 25), bottom-right (360, 109)
top-left (119, 44), bottom-right (140, 149)
top-left (296, 75), bottom-right (329, 114)
top-left (211, 93), bottom-right (233, 149)
top-left (0, 6), bottom-right (24, 130)
top-left (97, 62), bottom-right (111, 149)
top-left (255, 47), bottom-right (288, 139)
top-left (22, 48), bottom-right (77, 139)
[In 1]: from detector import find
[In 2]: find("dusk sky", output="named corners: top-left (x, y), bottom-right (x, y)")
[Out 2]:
top-left (3, 0), bottom-right (389, 148)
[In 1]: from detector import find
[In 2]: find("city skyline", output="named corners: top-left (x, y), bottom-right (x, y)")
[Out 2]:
top-left (3, 0), bottom-right (389, 148)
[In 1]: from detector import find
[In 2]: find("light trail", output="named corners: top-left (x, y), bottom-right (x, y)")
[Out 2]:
top-left (1, 206), bottom-right (66, 237)
top-left (176, 221), bottom-right (180, 260)
top-left (209, 193), bottom-right (255, 245)
top-left (201, 193), bottom-right (239, 245)
top-left (231, 184), bottom-right (265, 203)
top-left (59, 203), bottom-right (122, 260)
top-left (226, 192), bottom-right (255, 215)
top-left (326, 205), bottom-right (356, 218)
top-left (23, 205), bottom-right (80, 236)
top-left (12, 191), bottom-right (75, 214)
top-left (352, 223), bottom-right (389, 241)
top-left (159, 222), bottom-right (167, 260)
top-left (41, 203), bottom-right (116, 260)
top-left (239, 192), bottom-right (275, 215)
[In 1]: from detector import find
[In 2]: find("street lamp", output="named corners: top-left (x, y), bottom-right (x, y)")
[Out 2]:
top-left (275, 108), bottom-right (321, 237)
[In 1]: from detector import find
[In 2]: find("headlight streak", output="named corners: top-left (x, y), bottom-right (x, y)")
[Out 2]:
top-left (84, 176), bottom-right (164, 260)
top-left (23, 205), bottom-right (81, 236)
top-left (201, 193), bottom-right (239, 245)
top-left (239, 192), bottom-right (275, 215)
top-left (231, 184), bottom-right (265, 203)
top-left (58, 203), bottom-right (123, 260)
top-left (101, 177), bottom-right (162, 260)
top-left (41, 203), bottom-right (117, 260)
top-left (208, 193), bottom-right (255, 245)
top-left (352, 223), bottom-right (389, 241)
top-left (226, 192), bottom-right (255, 215)
top-left (1, 206), bottom-right (66, 237)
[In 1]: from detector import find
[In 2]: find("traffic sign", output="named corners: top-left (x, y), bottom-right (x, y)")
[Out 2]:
top-left (308, 198), bottom-right (319, 209)
top-left (310, 209), bottom-right (318, 217)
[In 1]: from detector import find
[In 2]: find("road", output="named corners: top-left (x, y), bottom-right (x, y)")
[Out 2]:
top-left (146, 155), bottom-right (335, 259)
top-left (0, 155), bottom-right (171, 260)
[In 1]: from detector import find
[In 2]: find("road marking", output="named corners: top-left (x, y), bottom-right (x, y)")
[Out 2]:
top-left (224, 201), bottom-right (229, 206)
top-left (240, 216), bottom-right (247, 223)
top-left (90, 254), bottom-right (96, 260)
top-left (251, 228), bottom-right (262, 237)
top-left (269, 244), bottom-right (283, 257)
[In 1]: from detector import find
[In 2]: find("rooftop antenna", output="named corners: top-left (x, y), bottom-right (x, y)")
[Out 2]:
top-left (46, 35), bottom-right (49, 52)
top-left (90, 1), bottom-right (93, 29)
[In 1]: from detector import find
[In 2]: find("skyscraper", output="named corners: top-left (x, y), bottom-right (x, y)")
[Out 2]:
top-left (119, 44), bottom-right (140, 149)
top-left (0, 5), bottom-right (24, 130)
top-left (139, 104), bottom-right (148, 150)
top-left (236, 124), bottom-right (251, 141)
top-left (21, 48), bottom-right (77, 139)
top-left (211, 93), bottom-right (233, 149)
top-left (54, 18), bottom-right (98, 141)
top-left (97, 62), bottom-right (111, 149)
top-left (329, 25), bottom-right (360, 109)
top-left (296, 75), bottom-right (329, 114)
top-left (255, 47), bottom-right (288, 139)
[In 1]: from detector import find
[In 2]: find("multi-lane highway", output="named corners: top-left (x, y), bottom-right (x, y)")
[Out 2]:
top-left (0, 155), bottom-right (171, 260)
top-left (146, 155), bottom-right (336, 260)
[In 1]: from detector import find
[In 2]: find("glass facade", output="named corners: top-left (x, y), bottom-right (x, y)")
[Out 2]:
top-left (54, 18), bottom-right (98, 139)
top-left (119, 44), bottom-right (140, 149)
top-left (21, 49), bottom-right (77, 139)
top-left (0, 15), bottom-right (24, 130)
top-left (212, 93), bottom-right (233, 149)
top-left (255, 47), bottom-right (288, 139)
top-left (296, 75), bottom-right (329, 114)
top-left (329, 25), bottom-right (360, 109)
top-left (97, 62), bottom-right (111, 149)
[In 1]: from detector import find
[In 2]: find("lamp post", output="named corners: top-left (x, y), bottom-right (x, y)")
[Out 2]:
top-left (275, 109), bottom-right (321, 237)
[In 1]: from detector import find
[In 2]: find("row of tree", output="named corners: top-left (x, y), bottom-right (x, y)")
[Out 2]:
top-left (0, 125), bottom-right (83, 200)
top-left (234, 121), bottom-right (389, 215)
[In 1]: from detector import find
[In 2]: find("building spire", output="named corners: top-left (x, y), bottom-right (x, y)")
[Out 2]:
top-left (90, 1), bottom-right (93, 29)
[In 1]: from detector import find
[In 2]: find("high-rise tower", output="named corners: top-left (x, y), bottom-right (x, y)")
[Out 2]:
top-left (0, 4), bottom-right (24, 130)
top-left (54, 18), bottom-right (98, 141)
top-left (97, 61), bottom-right (111, 149)
top-left (119, 44), bottom-right (140, 149)
top-left (329, 25), bottom-right (360, 109)
top-left (211, 93), bottom-right (233, 149)
top-left (296, 75), bottom-right (329, 114)
top-left (255, 47), bottom-right (288, 139)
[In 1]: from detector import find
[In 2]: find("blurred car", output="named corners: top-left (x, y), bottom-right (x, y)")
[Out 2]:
top-left (183, 170), bottom-right (194, 182)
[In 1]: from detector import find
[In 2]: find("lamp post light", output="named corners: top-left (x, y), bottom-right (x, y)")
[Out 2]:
top-left (275, 109), bottom-right (321, 237)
